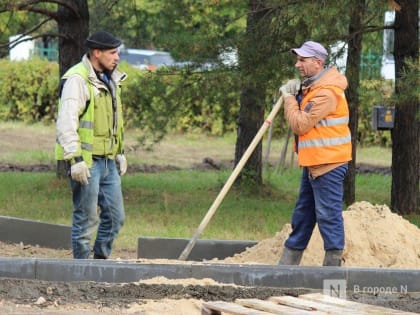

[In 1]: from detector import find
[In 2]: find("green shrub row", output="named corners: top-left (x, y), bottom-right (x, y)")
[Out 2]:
top-left (0, 58), bottom-right (393, 147)
top-left (0, 58), bottom-right (59, 123)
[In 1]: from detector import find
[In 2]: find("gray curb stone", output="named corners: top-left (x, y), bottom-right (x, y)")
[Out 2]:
top-left (0, 216), bottom-right (71, 249)
top-left (137, 237), bottom-right (257, 260)
top-left (0, 257), bottom-right (419, 292)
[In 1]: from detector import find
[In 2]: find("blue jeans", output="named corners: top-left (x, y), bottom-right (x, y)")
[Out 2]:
top-left (284, 164), bottom-right (348, 251)
top-left (70, 158), bottom-right (125, 259)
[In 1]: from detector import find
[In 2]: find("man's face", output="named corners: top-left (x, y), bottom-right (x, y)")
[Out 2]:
top-left (294, 56), bottom-right (323, 78)
top-left (95, 48), bottom-right (120, 72)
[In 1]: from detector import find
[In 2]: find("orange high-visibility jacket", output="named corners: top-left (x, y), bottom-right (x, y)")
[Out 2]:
top-left (297, 85), bottom-right (352, 166)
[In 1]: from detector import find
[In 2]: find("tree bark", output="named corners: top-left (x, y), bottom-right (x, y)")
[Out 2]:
top-left (391, 0), bottom-right (419, 214)
top-left (57, 0), bottom-right (89, 76)
top-left (235, 86), bottom-right (265, 186)
top-left (56, 0), bottom-right (89, 177)
top-left (234, 0), bottom-right (271, 187)
top-left (343, 0), bottom-right (365, 206)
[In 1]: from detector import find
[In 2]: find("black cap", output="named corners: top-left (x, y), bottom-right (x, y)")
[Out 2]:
top-left (85, 31), bottom-right (121, 49)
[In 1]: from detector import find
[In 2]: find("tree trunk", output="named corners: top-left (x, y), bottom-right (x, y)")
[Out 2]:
top-left (391, 0), bottom-right (419, 214)
top-left (56, 0), bottom-right (89, 177)
top-left (235, 86), bottom-right (265, 186)
top-left (343, 0), bottom-right (365, 206)
top-left (234, 0), bottom-right (271, 187)
top-left (57, 0), bottom-right (89, 76)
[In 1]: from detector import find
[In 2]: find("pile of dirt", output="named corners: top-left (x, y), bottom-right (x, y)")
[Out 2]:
top-left (222, 201), bottom-right (420, 268)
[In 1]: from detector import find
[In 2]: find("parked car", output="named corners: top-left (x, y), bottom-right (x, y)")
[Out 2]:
top-left (119, 48), bottom-right (175, 70)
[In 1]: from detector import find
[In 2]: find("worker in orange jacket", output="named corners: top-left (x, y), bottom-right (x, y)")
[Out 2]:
top-left (278, 41), bottom-right (352, 266)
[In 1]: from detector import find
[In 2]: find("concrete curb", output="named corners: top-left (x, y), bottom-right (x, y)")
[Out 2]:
top-left (0, 217), bottom-right (257, 261)
top-left (0, 218), bottom-right (418, 293)
top-left (137, 237), bottom-right (257, 260)
top-left (0, 216), bottom-right (71, 249)
top-left (0, 257), bottom-right (419, 292)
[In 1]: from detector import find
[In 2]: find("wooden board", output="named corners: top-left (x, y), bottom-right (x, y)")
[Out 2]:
top-left (236, 298), bottom-right (327, 315)
top-left (299, 293), bottom-right (418, 315)
top-left (201, 293), bottom-right (418, 315)
top-left (269, 295), bottom-right (363, 315)
top-left (201, 301), bottom-right (274, 315)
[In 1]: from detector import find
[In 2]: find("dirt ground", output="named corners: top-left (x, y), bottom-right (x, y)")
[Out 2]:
top-left (0, 276), bottom-right (313, 314)
top-left (0, 276), bottom-right (418, 314)
top-left (0, 253), bottom-right (419, 314)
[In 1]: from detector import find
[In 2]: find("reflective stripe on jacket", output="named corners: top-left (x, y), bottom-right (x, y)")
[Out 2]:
top-left (297, 85), bottom-right (352, 166)
top-left (55, 62), bottom-right (125, 167)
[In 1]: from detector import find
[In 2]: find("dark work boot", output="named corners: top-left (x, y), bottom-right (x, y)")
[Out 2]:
top-left (323, 250), bottom-right (343, 266)
top-left (93, 253), bottom-right (107, 259)
top-left (278, 247), bottom-right (303, 265)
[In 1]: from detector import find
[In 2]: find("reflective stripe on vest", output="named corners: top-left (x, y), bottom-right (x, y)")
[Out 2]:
top-left (315, 116), bottom-right (349, 127)
top-left (55, 62), bottom-right (95, 167)
top-left (297, 85), bottom-right (352, 166)
top-left (299, 133), bottom-right (352, 149)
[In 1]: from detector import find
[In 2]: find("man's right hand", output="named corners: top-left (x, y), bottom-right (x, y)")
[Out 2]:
top-left (279, 79), bottom-right (301, 97)
top-left (70, 161), bottom-right (91, 185)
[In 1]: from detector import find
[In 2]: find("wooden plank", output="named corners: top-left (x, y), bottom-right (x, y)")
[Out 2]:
top-left (235, 298), bottom-right (328, 315)
top-left (269, 296), bottom-right (365, 315)
top-left (268, 296), bottom-right (316, 311)
top-left (202, 305), bottom-right (222, 315)
top-left (300, 293), bottom-right (418, 315)
top-left (201, 301), bottom-right (274, 315)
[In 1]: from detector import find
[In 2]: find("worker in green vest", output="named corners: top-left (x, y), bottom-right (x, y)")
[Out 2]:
top-left (55, 31), bottom-right (127, 259)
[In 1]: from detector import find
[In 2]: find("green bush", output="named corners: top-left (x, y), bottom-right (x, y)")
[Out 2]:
top-left (0, 58), bottom-right (59, 123)
top-left (0, 59), bottom-right (241, 142)
top-left (0, 59), bottom-right (397, 148)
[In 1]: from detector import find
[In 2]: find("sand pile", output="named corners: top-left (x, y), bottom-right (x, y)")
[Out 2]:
top-left (223, 201), bottom-right (420, 268)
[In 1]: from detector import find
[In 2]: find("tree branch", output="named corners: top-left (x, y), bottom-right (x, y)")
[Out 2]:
top-left (5, 0), bottom-right (79, 20)
top-left (0, 31), bottom-right (67, 49)
top-left (324, 24), bottom-right (394, 45)
top-left (0, 17), bottom-right (52, 48)
top-left (38, 0), bottom-right (79, 15)
top-left (23, 6), bottom-right (59, 20)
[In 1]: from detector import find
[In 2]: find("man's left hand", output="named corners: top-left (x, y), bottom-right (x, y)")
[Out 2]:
top-left (280, 79), bottom-right (301, 97)
top-left (116, 154), bottom-right (127, 176)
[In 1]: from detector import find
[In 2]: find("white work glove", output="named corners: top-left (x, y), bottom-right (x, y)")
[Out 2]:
top-left (279, 79), bottom-right (301, 97)
top-left (116, 154), bottom-right (127, 176)
top-left (70, 161), bottom-right (91, 185)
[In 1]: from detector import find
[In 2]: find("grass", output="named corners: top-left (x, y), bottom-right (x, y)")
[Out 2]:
top-left (0, 121), bottom-right (393, 168)
top-left (354, 146), bottom-right (392, 167)
top-left (0, 122), bottom-right (417, 251)
top-left (0, 169), bottom-right (295, 246)
top-left (0, 167), bottom-right (395, 250)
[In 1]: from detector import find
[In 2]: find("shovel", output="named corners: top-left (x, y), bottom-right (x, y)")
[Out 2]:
top-left (178, 95), bottom-right (284, 260)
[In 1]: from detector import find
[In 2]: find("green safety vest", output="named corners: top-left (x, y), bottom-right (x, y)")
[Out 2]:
top-left (55, 62), bottom-right (124, 167)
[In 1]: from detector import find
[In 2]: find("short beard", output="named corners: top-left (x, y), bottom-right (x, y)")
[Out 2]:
top-left (98, 61), bottom-right (115, 75)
